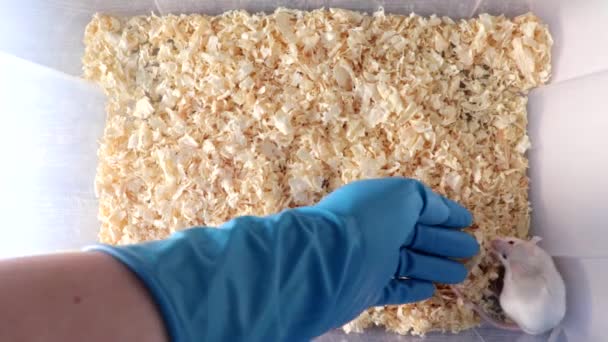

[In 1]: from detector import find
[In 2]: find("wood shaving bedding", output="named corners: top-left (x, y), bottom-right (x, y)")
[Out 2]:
top-left (83, 8), bottom-right (552, 335)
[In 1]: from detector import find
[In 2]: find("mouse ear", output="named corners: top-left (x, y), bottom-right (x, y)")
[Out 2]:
top-left (530, 236), bottom-right (542, 244)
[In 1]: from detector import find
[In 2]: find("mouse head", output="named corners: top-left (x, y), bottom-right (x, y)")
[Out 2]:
top-left (491, 236), bottom-right (543, 275)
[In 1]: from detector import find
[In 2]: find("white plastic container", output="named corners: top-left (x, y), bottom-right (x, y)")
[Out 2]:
top-left (1, 1), bottom-right (607, 341)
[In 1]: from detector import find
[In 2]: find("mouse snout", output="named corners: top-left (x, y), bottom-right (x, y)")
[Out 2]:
top-left (490, 238), bottom-right (512, 256)
top-left (490, 238), bottom-right (502, 250)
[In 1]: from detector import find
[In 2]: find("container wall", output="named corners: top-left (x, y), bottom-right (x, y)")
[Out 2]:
top-left (0, 52), bottom-right (105, 257)
top-left (528, 71), bottom-right (608, 259)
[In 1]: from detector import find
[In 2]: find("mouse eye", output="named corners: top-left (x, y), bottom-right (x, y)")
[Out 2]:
top-left (502, 254), bottom-right (507, 258)
top-left (508, 241), bottom-right (514, 245)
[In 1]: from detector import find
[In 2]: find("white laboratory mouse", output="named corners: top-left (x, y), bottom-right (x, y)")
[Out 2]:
top-left (491, 236), bottom-right (566, 335)
top-left (452, 236), bottom-right (566, 337)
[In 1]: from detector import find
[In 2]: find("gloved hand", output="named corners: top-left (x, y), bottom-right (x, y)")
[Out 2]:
top-left (89, 178), bottom-right (478, 342)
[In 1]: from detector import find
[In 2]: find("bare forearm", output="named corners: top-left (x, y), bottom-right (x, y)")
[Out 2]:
top-left (0, 252), bottom-right (168, 342)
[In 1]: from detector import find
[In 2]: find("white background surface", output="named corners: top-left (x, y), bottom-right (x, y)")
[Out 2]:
top-left (1, 0), bottom-right (607, 341)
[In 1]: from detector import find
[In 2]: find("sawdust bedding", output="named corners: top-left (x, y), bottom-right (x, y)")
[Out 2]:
top-left (82, 8), bottom-right (552, 335)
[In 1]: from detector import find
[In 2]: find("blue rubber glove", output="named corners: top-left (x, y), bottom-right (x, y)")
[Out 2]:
top-left (89, 178), bottom-right (478, 341)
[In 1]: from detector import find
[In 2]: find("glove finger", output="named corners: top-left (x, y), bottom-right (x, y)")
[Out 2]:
top-left (375, 279), bottom-right (435, 306)
top-left (410, 225), bottom-right (479, 258)
top-left (395, 249), bottom-right (468, 284)
top-left (440, 197), bottom-right (474, 228)
top-left (418, 185), bottom-right (449, 226)
top-left (418, 185), bottom-right (472, 228)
